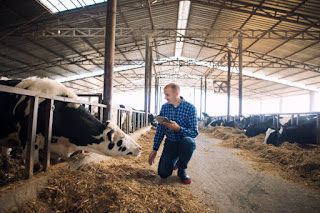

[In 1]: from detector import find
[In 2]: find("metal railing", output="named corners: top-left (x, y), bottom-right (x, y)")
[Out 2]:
top-left (203, 112), bottom-right (320, 144)
top-left (0, 85), bottom-right (148, 179)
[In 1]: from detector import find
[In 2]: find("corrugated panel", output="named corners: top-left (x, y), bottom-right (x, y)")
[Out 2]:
top-left (270, 40), bottom-right (316, 58)
top-left (188, 2), bottom-right (220, 29)
top-left (281, 70), bottom-right (318, 81)
top-left (288, 42), bottom-right (320, 64)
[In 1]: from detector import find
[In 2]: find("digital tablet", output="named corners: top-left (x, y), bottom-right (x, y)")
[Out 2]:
top-left (154, 116), bottom-right (170, 124)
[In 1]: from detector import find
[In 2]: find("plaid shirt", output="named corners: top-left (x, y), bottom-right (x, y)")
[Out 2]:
top-left (153, 96), bottom-right (198, 150)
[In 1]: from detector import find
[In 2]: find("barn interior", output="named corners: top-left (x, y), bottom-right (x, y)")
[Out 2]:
top-left (0, 0), bottom-right (319, 115)
top-left (1, 1), bottom-right (320, 212)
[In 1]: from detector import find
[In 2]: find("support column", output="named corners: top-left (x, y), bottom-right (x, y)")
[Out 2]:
top-left (159, 86), bottom-right (162, 113)
top-left (279, 98), bottom-right (283, 113)
top-left (193, 87), bottom-right (196, 105)
top-left (148, 45), bottom-right (152, 114)
top-left (155, 77), bottom-right (158, 114)
top-left (204, 76), bottom-right (207, 113)
top-left (103, 0), bottom-right (117, 122)
top-left (238, 34), bottom-right (243, 117)
top-left (227, 50), bottom-right (231, 122)
top-left (200, 78), bottom-right (203, 119)
top-left (144, 35), bottom-right (151, 124)
top-left (310, 91), bottom-right (317, 112)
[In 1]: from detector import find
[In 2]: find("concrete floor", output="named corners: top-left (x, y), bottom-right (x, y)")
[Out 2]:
top-left (188, 133), bottom-right (320, 213)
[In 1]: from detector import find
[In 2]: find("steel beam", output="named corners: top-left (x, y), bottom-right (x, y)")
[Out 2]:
top-left (204, 76), bottom-right (207, 113)
top-left (239, 35), bottom-right (243, 117)
top-left (16, 28), bottom-right (320, 40)
top-left (5, 37), bottom-right (319, 75)
top-left (144, 35), bottom-right (151, 124)
top-left (200, 78), bottom-right (203, 119)
top-left (227, 50), bottom-right (231, 122)
top-left (193, 0), bottom-right (320, 28)
top-left (103, 0), bottom-right (117, 122)
top-left (26, 96), bottom-right (39, 179)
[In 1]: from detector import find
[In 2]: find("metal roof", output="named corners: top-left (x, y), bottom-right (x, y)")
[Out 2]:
top-left (0, 0), bottom-right (320, 101)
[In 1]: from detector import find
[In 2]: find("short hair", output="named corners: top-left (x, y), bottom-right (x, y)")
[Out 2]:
top-left (164, 83), bottom-right (180, 93)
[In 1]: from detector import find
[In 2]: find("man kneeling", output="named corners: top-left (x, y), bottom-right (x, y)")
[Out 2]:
top-left (148, 83), bottom-right (198, 184)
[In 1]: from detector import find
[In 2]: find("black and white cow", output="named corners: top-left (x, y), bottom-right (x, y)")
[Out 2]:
top-left (0, 77), bottom-right (142, 169)
top-left (245, 118), bottom-right (275, 137)
top-left (201, 112), bottom-right (215, 127)
top-left (264, 118), bottom-right (317, 146)
top-left (239, 115), bottom-right (273, 130)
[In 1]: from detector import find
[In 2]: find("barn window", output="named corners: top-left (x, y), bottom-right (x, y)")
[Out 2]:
top-left (36, 0), bottom-right (107, 14)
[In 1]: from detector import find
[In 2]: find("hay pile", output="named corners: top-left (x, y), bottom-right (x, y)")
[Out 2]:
top-left (14, 130), bottom-right (208, 213)
top-left (0, 150), bottom-right (27, 187)
top-left (201, 126), bottom-right (320, 191)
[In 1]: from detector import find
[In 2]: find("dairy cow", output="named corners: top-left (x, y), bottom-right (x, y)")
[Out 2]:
top-left (0, 77), bottom-right (142, 169)
top-left (264, 118), bottom-right (317, 146)
top-left (245, 118), bottom-right (275, 137)
top-left (201, 113), bottom-right (215, 127)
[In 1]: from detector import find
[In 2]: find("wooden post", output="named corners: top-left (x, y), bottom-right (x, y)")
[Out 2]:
top-left (103, 0), bottom-right (117, 122)
top-left (26, 96), bottom-right (39, 179)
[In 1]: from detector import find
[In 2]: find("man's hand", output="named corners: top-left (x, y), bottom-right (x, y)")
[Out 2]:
top-left (148, 150), bottom-right (157, 166)
top-left (163, 121), bottom-right (180, 132)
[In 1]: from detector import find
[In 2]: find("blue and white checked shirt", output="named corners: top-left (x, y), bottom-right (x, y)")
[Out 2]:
top-left (153, 96), bottom-right (198, 150)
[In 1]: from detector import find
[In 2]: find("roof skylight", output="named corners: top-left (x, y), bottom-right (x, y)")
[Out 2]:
top-left (37, 0), bottom-right (107, 13)
top-left (174, 0), bottom-right (190, 59)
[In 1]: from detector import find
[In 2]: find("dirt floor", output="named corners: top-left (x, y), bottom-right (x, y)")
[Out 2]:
top-left (9, 130), bottom-right (209, 213)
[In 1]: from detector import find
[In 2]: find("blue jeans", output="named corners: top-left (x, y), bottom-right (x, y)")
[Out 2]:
top-left (158, 137), bottom-right (196, 178)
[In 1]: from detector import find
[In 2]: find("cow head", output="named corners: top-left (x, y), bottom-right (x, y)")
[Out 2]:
top-left (94, 121), bottom-right (142, 157)
top-left (264, 127), bottom-right (282, 146)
